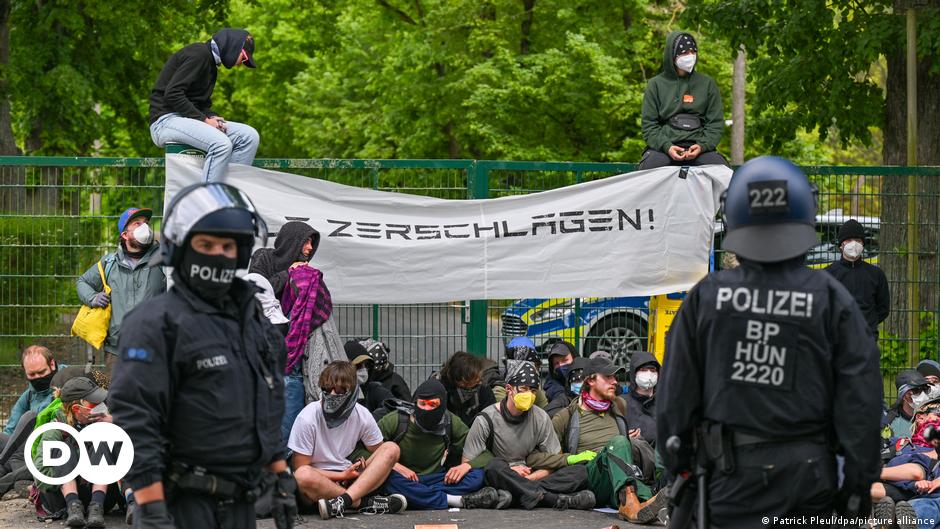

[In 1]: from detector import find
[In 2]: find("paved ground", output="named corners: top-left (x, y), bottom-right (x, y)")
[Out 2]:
top-left (0, 498), bottom-right (653, 528)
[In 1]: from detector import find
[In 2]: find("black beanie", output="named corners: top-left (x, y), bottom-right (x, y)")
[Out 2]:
top-left (675, 34), bottom-right (698, 57)
top-left (837, 219), bottom-right (865, 244)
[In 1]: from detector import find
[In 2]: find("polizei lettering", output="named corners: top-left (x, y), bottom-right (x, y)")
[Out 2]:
top-left (325, 208), bottom-right (656, 240)
top-left (196, 355), bottom-right (229, 370)
top-left (189, 265), bottom-right (235, 284)
top-left (714, 287), bottom-right (813, 318)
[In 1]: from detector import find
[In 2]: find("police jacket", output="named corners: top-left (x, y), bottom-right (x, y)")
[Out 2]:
top-left (657, 258), bottom-right (882, 492)
top-left (109, 276), bottom-right (286, 490)
top-left (824, 258), bottom-right (890, 333)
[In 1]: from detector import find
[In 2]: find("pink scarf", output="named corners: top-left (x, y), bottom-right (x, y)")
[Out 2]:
top-left (282, 266), bottom-right (332, 374)
top-left (580, 387), bottom-right (611, 412)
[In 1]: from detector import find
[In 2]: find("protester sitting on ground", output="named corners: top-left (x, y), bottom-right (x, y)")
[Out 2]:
top-left (378, 379), bottom-right (506, 510)
top-left (358, 339), bottom-right (412, 401)
top-left (546, 356), bottom-right (666, 524)
top-left (344, 340), bottom-right (393, 417)
top-left (76, 207), bottom-right (165, 374)
top-left (544, 340), bottom-right (576, 404)
top-left (546, 357), bottom-right (589, 418)
top-left (919, 360), bottom-right (940, 393)
top-left (249, 221), bottom-right (319, 299)
top-left (32, 377), bottom-right (120, 528)
top-left (886, 370), bottom-right (932, 439)
top-left (244, 273), bottom-right (289, 337)
top-left (462, 361), bottom-right (595, 511)
top-left (489, 338), bottom-right (549, 408)
top-left (289, 361), bottom-right (405, 520)
top-left (435, 352), bottom-right (496, 427)
top-left (625, 351), bottom-right (659, 447)
top-left (149, 29), bottom-right (259, 182)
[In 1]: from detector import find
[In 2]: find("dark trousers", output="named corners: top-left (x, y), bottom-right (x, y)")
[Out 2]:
top-left (0, 432), bottom-right (26, 475)
top-left (167, 492), bottom-right (255, 529)
top-left (39, 481), bottom-right (121, 517)
top-left (707, 441), bottom-right (836, 529)
top-left (637, 148), bottom-right (729, 170)
top-left (483, 458), bottom-right (588, 510)
top-left (384, 469), bottom-right (485, 510)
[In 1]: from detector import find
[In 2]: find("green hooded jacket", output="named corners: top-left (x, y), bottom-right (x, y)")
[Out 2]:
top-left (76, 241), bottom-right (166, 355)
top-left (641, 31), bottom-right (725, 153)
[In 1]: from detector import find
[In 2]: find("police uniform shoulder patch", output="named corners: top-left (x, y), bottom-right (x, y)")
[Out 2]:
top-left (123, 347), bottom-right (153, 363)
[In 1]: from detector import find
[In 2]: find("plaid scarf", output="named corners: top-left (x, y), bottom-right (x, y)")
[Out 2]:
top-left (282, 266), bottom-right (333, 374)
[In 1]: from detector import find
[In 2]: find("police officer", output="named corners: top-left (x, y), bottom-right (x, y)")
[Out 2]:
top-left (657, 156), bottom-right (881, 528)
top-left (109, 183), bottom-right (297, 529)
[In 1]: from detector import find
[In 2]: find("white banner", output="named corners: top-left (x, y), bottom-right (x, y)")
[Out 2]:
top-left (166, 155), bottom-right (731, 303)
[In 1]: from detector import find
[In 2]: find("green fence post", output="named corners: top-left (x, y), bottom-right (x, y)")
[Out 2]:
top-left (466, 160), bottom-right (489, 357)
top-left (165, 143), bottom-right (205, 155)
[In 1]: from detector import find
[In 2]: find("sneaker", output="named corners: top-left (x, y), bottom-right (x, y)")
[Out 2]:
top-left (618, 486), bottom-right (669, 524)
top-left (358, 494), bottom-right (407, 515)
top-left (318, 497), bottom-right (346, 520)
top-left (871, 496), bottom-right (894, 529)
top-left (86, 502), bottom-right (105, 528)
top-left (554, 490), bottom-right (595, 511)
top-left (462, 487), bottom-right (500, 509)
top-left (125, 500), bottom-right (136, 525)
top-left (65, 500), bottom-right (85, 527)
top-left (896, 500), bottom-right (917, 529)
top-left (495, 489), bottom-right (512, 510)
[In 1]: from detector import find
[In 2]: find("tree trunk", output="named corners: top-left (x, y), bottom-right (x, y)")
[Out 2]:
top-left (520, 0), bottom-right (535, 55)
top-left (882, 18), bottom-right (940, 351)
top-left (0, 0), bottom-right (24, 213)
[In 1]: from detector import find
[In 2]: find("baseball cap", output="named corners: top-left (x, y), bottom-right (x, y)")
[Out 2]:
top-left (242, 34), bottom-right (256, 68)
top-left (344, 340), bottom-right (372, 366)
top-left (583, 357), bottom-right (624, 378)
top-left (547, 341), bottom-right (576, 362)
top-left (589, 350), bottom-right (612, 361)
top-left (118, 207), bottom-right (152, 236)
top-left (59, 377), bottom-right (107, 404)
top-left (897, 369), bottom-right (929, 400)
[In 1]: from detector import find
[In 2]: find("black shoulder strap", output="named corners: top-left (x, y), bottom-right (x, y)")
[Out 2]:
top-left (480, 412), bottom-right (495, 453)
top-left (392, 410), bottom-right (410, 444)
top-left (566, 407), bottom-right (581, 454)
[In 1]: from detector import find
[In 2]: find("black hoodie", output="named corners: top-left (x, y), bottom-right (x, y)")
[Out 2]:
top-left (149, 28), bottom-right (252, 124)
top-left (626, 351), bottom-right (659, 447)
top-left (249, 221), bottom-right (321, 299)
top-left (371, 363), bottom-right (412, 401)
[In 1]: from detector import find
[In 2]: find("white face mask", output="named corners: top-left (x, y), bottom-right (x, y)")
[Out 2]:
top-left (842, 240), bottom-right (863, 261)
top-left (928, 384), bottom-right (940, 401)
top-left (357, 368), bottom-right (369, 386)
top-left (636, 371), bottom-right (658, 390)
top-left (132, 223), bottom-right (154, 245)
top-left (912, 391), bottom-right (931, 409)
top-left (676, 54), bottom-right (697, 73)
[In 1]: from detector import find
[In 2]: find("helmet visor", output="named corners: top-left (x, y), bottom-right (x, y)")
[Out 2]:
top-left (163, 184), bottom-right (268, 246)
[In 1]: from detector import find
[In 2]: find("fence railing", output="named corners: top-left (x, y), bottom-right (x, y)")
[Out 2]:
top-left (0, 157), bottom-right (937, 415)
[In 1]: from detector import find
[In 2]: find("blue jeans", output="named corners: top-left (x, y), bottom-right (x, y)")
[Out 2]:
top-left (282, 369), bottom-right (306, 445)
top-left (383, 469), bottom-right (485, 510)
top-left (150, 113), bottom-right (260, 182)
top-left (910, 498), bottom-right (940, 529)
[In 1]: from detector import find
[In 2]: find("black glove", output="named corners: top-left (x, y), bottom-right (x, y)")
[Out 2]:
top-left (834, 486), bottom-right (871, 519)
top-left (271, 470), bottom-right (298, 529)
top-left (134, 500), bottom-right (174, 529)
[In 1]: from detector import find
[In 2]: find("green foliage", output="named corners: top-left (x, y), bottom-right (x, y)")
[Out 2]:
top-left (880, 312), bottom-right (938, 378)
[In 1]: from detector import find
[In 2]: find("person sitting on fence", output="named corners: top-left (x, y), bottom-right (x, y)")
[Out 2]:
top-left (148, 28), bottom-right (259, 182)
top-left (489, 338), bottom-right (549, 409)
top-left (547, 356), bottom-right (666, 524)
top-left (76, 207), bottom-right (165, 374)
top-left (0, 345), bottom-right (61, 494)
top-left (358, 339), bottom-right (412, 401)
top-left (434, 352), bottom-right (496, 428)
top-left (344, 341), bottom-right (393, 417)
top-left (379, 379), bottom-right (505, 510)
top-left (289, 361), bottom-right (406, 520)
top-left (886, 370), bottom-right (932, 439)
top-left (463, 361), bottom-right (596, 511)
top-left (32, 377), bottom-right (121, 528)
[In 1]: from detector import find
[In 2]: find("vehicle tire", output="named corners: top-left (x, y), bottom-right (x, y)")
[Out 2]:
top-left (584, 314), bottom-right (647, 371)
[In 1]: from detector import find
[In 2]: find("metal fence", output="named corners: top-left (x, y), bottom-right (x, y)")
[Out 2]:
top-left (0, 157), bottom-right (937, 416)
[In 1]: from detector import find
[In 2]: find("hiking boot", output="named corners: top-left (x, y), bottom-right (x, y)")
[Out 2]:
top-left (86, 502), bottom-right (105, 528)
top-left (125, 500), bottom-right (136, 525)
top-left (358, 493), bottom-right (407, 515)
top-left (618, 486), bottom-right (668, 524)
top-left (461, 487), bottom-right (500, 509)
top-left (896, 500), bottom-right (917, 529)
top-left (871, 496), bottom-right (895, 529)
top-left (66, 500), bottom-right (85, 527)
top-left (318, 497), bottom-right (346, 520)
top-left (495, 489), bottom-right (512, 510)
top-left (554, 490), bottom-right (595, 511)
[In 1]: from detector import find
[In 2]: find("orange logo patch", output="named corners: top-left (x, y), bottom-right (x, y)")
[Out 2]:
top-left (683, 94), bottom-right (694, 104)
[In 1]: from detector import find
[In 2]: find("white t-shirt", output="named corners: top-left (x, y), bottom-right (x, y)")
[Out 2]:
top-left (288, 401), bottom-right (383, 471)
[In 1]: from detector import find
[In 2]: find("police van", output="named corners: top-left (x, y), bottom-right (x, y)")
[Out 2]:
top-left (499, 210), bottom-right (879, 369)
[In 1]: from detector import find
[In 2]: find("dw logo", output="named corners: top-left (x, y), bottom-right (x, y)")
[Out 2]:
top-left (23, 422), bottom-right (134, 485)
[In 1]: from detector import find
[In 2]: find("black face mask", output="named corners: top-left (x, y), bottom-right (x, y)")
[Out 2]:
top-left (413, 379), bottom-right (449, 435)
top-left (29, 370), bottom-right (55, 392)
top-left (180, 251), bottom-right (237, 301)
top-left (321, 388), bottom-right (358, 429)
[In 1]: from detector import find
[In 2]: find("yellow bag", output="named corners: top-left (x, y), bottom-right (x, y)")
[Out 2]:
top-left (70, 260), bottom-right (112, 349)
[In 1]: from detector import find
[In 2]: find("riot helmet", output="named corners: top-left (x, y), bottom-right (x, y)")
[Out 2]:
top-left (721, 156), bottom-right (818, 263)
